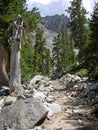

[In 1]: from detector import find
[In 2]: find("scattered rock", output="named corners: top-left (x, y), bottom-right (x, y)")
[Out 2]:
top-left (60, 73), bottom-right (81, 86)
top-left (0, 74), bottom-right (98, 130)
top-left (46, 95), bottom-right (54, 103)
top-left (29, 75), bottom-right (51, 89)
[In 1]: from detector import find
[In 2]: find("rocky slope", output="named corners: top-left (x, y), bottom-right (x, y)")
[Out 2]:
top-left (42, 14), bottom-right (69, 52)
top-left (43, 27), bottom-right (57, 52)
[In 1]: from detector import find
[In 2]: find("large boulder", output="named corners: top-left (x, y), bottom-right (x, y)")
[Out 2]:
top-left (0, 97), bottom-right (48, 129)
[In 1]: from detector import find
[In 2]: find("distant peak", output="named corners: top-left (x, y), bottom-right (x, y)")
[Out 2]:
top-left (42, 14), bottom-right (69, 33)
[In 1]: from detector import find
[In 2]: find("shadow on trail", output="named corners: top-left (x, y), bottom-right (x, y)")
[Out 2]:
top-left (54, 81), bottom-right (98, 130)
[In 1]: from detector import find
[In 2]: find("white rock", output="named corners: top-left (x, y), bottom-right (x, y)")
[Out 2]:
top-left (73, 85), bottom-right (78, 90)
top-left (43, 103), bottom-right (54, 117)
top-left (73, 75), bottom-right (81, 82)
top-left (33, 90), bottom-right (46, 102)
top-left (29, 75), bottom-right (51, 90)
top-left (36, 127), bottom-right (42, 130)
top-left (29, 75), bottom-right (44, 85)
top-left (44, 103), bottom-right (62, 113)
top-left (0, 99), bottom-right (4, 106)
top-left (0, 99), bottom-right (4, 112)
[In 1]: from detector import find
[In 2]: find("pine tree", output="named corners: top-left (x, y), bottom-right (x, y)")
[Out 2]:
top-left (52, 25), bottom-right (75, 76)
top-left (44, 48), bottom-right (51, 76)
top-left (23, 8), bottom-right (40, 34)
top-left (21, 8), bottom-right (41, 81)
top-left (33, 27), bottom-right (45, 74)
top-left (86, 2), bottom-right (98, 78)
top-left (67, 0), bottom-right (89, 63)
top-left (33, 26), bottom-right (51, 76)
top-left (21, 43), bottom-right (34, 82)
top-left (52, 35), bottom-right (61, 74)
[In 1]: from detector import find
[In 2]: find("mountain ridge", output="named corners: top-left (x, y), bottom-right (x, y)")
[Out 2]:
top-left (42, 14), bottom-right (69, 33)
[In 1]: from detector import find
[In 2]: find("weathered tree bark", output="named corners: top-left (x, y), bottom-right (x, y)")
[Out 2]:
top-left (0, 44), bottom-right (9, 87)
top-left (10, 15), bottom-right (23, 94)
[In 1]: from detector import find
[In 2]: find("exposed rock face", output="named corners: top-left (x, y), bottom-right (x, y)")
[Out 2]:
top-left (0, 98), bottom-right (48, 129)
top-left (42, 14), bottom-right (69, 33)
top-left (42, 14), bottom-right (69, 53)
top-left (43, 27), bottom-right (57, 52)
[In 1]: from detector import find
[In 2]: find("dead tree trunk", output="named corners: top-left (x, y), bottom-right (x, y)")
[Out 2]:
top-left (10, 15), bottom-right (23, 94)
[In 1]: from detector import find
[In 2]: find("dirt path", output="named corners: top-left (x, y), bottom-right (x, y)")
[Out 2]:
top-left (38, 80), bottom-right (93, 130)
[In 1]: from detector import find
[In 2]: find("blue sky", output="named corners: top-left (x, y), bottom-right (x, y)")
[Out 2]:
top-left (27, 0), bottom-right (97, 16)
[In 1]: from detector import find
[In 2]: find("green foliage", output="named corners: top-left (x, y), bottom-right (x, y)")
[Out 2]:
top-left (67, 0), bottom-right (89, 63)
top-left (33, 27), bottom-right (51, 76)
top-left (0, 0), bottom-right (51, 82)
top-left (52, 25), bottom-right (75, 75)
top-left (21, 10), bottom-right (45, 81)
top-left (0, 0), bottom-right (26, 45)
top-left (75, 69), bottom-right (88, 77)
top-left (85, 2), bottom-right (98, 78)
top-left (21, 43), bottom-right (34, 82)
top-left (23, 8), bottom-right (41, 33)
top-left (44, 48), bottom-right (51, 76)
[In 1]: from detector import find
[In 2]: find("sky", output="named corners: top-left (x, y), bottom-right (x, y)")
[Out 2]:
top-left (26, 0), bottom-right (97, 16)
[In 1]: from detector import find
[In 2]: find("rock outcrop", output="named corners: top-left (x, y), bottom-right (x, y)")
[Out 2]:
top-left (42, 14), bottom-right (69, 33)
top-left (0, 98), bottom-right (48, 129)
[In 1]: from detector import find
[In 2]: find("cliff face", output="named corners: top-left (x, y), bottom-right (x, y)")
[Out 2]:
top-left (43, 26), bottom-right (57, 52)
top-left (42, 14), bottom-right (69, 33)
top-left (40, 14), bottom-right (69, 52)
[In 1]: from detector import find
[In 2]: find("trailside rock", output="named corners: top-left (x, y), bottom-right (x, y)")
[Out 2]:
top-left (60, 73), bottom-right (81, 85)
top-left (29, 75), bottom-right (51, 89)
top-left (0, 97), bottom-right (48, 129)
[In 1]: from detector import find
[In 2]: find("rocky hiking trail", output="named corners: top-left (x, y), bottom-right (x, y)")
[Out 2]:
top-left (0, 74), bottom-right (98, 130)
top-left (38, 79), bottom-right (95, 130)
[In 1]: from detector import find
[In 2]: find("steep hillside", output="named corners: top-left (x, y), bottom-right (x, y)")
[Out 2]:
top-left (42, 14), bottom-right (69, 52)
top-left (43, 27), bottom-right (57, 52)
